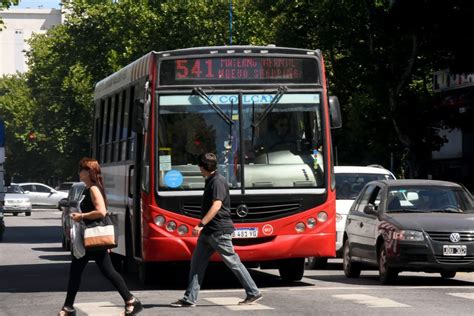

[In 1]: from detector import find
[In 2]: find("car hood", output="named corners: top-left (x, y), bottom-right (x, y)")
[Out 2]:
top-left (336, 199), bottom-right (355, 215)
top-left (385, 213), bottom-right (474, 232)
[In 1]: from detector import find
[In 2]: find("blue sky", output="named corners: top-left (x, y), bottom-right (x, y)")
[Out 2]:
top-left (14, 0), bottom-right (60, 9)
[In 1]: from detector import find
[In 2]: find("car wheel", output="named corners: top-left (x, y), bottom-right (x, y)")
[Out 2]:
top-left (343, 239), bottom-right (361, 278)
top-left (378, 245), bottom-right (398, 284)
top-left (26, 212), bottom-right (31, 216)
top-left (306, 257), bottom-right (328, 269)
top-left (440, 271), bottom-right (456, 279)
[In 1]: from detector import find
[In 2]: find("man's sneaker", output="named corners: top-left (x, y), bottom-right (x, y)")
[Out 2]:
top-left (238, 293), bottom-right (263, 305)
top-left (170, 299), bottom-right (196, 307)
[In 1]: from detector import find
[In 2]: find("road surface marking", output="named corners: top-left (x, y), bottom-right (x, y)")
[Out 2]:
top-left (448, 293), bottom-right (474, 300)
top-left (74, 302), bottom-right (123, 315)
top-left (332, 294), bottom-right (410, 308)
top-left (204, 297), bottom-right (273, 310)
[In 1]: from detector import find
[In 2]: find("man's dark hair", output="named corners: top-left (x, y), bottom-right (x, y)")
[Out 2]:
top-left (198, 153), bottom-right (217, 172)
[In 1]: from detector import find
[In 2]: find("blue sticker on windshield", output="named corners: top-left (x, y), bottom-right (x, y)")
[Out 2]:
top-left (164, 170), bottom-right (183, 188)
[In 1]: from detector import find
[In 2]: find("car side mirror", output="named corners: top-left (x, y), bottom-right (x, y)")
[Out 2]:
top-left (363, 204), bottom-right (377, 215)
top-left (24, 190), bottom-right (30, 194)
top-left (58, 198), bottom-right (68, 208)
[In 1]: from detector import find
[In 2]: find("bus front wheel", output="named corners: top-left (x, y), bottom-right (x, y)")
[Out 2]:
top-left (278, 258), bottom-right (305, 281)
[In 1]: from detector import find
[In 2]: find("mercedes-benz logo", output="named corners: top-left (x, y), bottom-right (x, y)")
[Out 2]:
top-left (236, 204), bottom-right (249, 218)
top-left (450, 233), bottom-right (461, 243)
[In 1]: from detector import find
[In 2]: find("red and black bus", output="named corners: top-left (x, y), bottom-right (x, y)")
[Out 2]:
top-left (92, 45), bottom-right (342, 282)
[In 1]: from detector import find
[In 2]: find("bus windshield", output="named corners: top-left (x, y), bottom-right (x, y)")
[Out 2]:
top-left (157, 93), bottom-right (324, 190)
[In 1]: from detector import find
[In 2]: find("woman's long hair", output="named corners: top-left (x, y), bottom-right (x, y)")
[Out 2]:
top-left (78, 157), bottom-right (108, 207)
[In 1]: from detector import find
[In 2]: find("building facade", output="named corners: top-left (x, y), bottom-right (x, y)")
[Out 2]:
top-left (0, 8), bottom-right (62, 75)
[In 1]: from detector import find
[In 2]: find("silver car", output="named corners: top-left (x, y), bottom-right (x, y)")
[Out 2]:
top-left (59, 182), bottom-right (85, 250)
top-left (4, 184), bottom-right (32, 216)
top-left (18, 182), bottom-right (68, 209)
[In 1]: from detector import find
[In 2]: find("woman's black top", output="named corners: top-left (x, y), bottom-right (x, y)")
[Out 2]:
top-left (80, 186), bottom-right (102, 225)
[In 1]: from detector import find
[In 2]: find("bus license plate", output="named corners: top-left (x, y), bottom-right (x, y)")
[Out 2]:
top-left (232, 228), bottom-right (258, 239)
top-left (443, 245), bottom-right (467, 256)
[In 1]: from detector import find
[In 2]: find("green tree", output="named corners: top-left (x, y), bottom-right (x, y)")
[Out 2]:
top-left (266, 0), bottom-right (472, 178)
top-left (0, 74), bottom-right (39, 181)
top-left (14, 0), bottom-right (273, 181)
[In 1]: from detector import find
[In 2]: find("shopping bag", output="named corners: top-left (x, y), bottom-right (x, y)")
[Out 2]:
top-left (71, 221), bottom-right (86, 258)
top-left (83, 212), bottom-right (118, 250)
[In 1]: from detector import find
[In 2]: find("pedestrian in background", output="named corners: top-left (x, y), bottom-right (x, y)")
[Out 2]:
top-left (171, 153), bottom-right (262, 307)
top-left (58, 157), bottom-right (142, 316)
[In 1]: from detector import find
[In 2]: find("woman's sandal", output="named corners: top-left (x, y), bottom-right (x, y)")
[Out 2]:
top-left (122, 297), bottom-right (143, 315)
top-left (58, 306), bottom-right (76, 316)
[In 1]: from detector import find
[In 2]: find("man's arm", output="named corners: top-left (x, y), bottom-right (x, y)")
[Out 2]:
top-left (192, 200), bottom-right (222, 236)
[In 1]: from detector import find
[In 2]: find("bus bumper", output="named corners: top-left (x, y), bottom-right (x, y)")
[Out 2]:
top-left (142, 233), bottom-right (335, 262)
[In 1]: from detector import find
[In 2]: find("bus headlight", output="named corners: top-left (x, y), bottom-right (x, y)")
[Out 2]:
top-left (307, 218), bottom-right (316, 229)
top-left (295, 222), bottom-right (306, 233)
top-left (177, 225), bottom-right (189, 236)
top-left (154, 215), bottom-right (165, 227)
top-left (317, 211), bottom-right (328, 222)
top-left (166, 221), bottom-right (177, 232)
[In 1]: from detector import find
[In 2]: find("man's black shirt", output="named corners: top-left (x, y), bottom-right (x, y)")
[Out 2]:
top-left (201, 172), bottom-right (234, 235)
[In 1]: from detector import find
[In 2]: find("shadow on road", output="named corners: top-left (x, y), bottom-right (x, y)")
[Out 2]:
top-left (305, 261), bottom-right (474, 287)
top-left (1, 226), bottom-right (62, 244)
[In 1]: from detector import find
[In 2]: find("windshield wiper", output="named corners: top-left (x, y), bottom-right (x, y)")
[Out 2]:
top-left (387, 209), bottom-right (422, 213)
top-left (193, 88), bottom-right (233, 126)
top-left (431, 207), bottom-right (463, 213)
top-left (252, 85), bottom-right (288, 129)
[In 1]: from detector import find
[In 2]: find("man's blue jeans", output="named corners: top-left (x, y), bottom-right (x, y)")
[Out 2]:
top-left (183, 232), bottom-right (260, 304)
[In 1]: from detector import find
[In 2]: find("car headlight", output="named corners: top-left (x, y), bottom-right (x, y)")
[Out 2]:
top-left (394, 230), bottom-right (424, 241)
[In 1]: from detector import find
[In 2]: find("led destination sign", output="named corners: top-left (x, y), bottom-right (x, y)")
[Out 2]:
top-left (159, 57), bottom-right (319, 85)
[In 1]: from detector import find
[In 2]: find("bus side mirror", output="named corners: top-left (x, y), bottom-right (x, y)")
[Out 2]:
top-left (329, 96), bottom-right (342, 129)
top-left (132, 99), bottom-right (145, 133)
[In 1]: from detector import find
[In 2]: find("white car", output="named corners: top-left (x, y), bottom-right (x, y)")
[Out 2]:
top-left (18, 182), bottom-right (68, 209)
top-left (3, 184), bottom-right (32, 216)
top-left (307, 165), bottom-right (396, 268)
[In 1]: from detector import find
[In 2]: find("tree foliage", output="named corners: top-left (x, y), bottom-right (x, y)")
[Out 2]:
top-left (1, 0), bottom-right (472, 182)
top-left (6, 0), bottom-right (273, 182)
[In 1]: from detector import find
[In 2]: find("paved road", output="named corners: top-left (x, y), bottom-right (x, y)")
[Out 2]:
top-left (1, 210), bottom-right (474, 315)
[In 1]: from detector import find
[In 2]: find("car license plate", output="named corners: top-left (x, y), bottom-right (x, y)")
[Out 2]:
top-left (443, 245), bottom-right (467, 256)
top-left (232, 228), bottom-right (258, 239)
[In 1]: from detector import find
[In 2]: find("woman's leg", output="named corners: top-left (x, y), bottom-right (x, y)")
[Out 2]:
top-left (93, 251), bottom-right (133, 301)
top-left (64, 254), bottom-right (90, 307)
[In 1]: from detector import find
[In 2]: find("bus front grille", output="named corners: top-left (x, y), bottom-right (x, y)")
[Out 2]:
top-left (182, 201), bottom-right (302, 223)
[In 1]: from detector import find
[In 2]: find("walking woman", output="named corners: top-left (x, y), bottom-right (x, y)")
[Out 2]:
top-left (58, 158), bottom-right (142, 316)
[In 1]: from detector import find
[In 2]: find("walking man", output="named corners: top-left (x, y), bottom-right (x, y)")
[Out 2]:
top-left (171, 153), bottom-right (262, 307)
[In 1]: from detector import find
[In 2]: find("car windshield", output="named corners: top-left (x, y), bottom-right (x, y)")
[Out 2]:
top-left (6, 185), bottom-right (24, 194)
top-left (336, 172), bottom-right (394, 200)
top-left (157, 93), bottom-right (324, 190)
top-left (58, 183), bottom-right (74, 190)
top-left (386, 186), bottom-right (474, 213)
